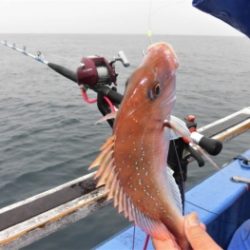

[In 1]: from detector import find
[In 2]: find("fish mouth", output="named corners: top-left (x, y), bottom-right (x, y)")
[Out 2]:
top-left (147, 42), bottom-right (179, 70)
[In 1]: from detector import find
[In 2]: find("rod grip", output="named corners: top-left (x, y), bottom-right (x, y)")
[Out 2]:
top-left (191, 132), bottom-right (223, 155)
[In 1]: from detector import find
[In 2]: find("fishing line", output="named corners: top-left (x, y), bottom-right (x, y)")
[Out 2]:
top-left (132, 224), bottom-right (136, 250)
top-left (185, 199), bottom-right (244, 228)
top-left (147, 0), bottom-right (153, 45)
top-left (142, 234), bottom-right (150, 250)
top-left (185, 200), bottom-right (220, 217)
top-left (145, 0), bottom-right (186, 44)
top-left (172, 139), bottom-right (186, 214)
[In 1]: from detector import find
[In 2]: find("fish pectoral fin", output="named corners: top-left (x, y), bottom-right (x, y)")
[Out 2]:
top-left (164, 115), bottom-right (191, 141)
top-left (95, 111), bottom-right (118, 124)
top-left (165, 116), bottom-right (220, 170)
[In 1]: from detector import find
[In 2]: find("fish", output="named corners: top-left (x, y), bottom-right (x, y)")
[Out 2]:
top-left (90, 42), bottom-right (189, 249)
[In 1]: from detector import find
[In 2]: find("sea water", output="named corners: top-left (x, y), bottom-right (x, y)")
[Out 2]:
top-left (0, 34), bottom-right (249, 249)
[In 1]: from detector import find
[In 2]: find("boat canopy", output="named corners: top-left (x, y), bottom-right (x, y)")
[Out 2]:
top-left (193, 0), bottom-right (250, 38)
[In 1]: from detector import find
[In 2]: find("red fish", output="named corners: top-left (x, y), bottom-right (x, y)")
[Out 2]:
top-left (90, 42), bottom-right (189, 249)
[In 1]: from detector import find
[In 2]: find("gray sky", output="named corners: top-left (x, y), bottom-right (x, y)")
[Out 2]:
top-left (0, 0), bottom-right (242, 36)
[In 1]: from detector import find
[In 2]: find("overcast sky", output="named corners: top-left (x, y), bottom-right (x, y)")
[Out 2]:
top-left (0, 0), bottom-right (242, 36)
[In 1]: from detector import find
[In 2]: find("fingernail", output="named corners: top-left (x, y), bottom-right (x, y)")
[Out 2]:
top-left (187, 213), bottom-right (200, 227)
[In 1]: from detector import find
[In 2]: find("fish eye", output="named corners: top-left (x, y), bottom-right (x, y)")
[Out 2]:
top-left (153, 83), bottom-right (161, 97)
top-left (148, 82), bottom-right (161, 100)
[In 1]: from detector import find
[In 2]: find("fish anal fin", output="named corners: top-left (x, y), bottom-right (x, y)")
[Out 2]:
top-left (118, 188), bottom-right (124, 213)
top-left (96, 167), bottom-right (114, 187)
top-left (95, 152), bottom-right (113, 179)
top-left (89, 142), bottom-right (113, 169)
top-left (107, 172), bottom-right (118, 200)
top-left (113, 184), bottom-right (120, 208)
top-left (100, 135), bottom-right (115, 151)
top-left (123, 194), bottom-right (129, 218)
top-left (90, 135), bottom-right (115, 187)
top-left (89, 135), bottom-right (115, 170)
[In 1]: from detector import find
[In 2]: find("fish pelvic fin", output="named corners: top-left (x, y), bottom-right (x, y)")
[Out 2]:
top-left (95, 111), bottom-right (118, 125)
top-left (89, 135), bottom-right (172, 240)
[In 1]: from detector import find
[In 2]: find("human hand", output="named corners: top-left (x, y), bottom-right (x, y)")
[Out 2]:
top-left (152, 212), bottom-right (222, 250)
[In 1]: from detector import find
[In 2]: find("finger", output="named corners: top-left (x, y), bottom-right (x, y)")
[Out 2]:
top-left (184, 213), bottom-right (222, 250)
top-left (200, 223), bottom-right (206, 231)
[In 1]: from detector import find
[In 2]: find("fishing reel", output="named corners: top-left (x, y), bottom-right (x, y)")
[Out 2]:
top-left (76, 51), bottom-right (130, 90)
top-left (75, 51), bottom-right (130, 127)
top-left (46, 50), bottom-right (126, 108)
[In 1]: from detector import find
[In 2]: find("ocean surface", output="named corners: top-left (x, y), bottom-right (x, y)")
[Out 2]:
top-left (0, 34), bottom-right (249, 249)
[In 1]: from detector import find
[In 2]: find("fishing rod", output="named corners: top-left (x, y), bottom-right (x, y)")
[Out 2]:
top-left (0, 40), bottom-right (125, 104)
top-left (1, 40), bottom-right (130, 126)
top-left (1, 40), bottom-right (49, 64)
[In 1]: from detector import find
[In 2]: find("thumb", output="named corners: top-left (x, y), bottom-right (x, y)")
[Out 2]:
top-left (184, 213), bottom-right (222, 250)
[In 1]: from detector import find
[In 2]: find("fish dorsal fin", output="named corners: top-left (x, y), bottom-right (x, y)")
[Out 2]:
top-left (89, 135), bottom-right (173, 240)
top-left (166, 166), bottom-right (182, 213)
